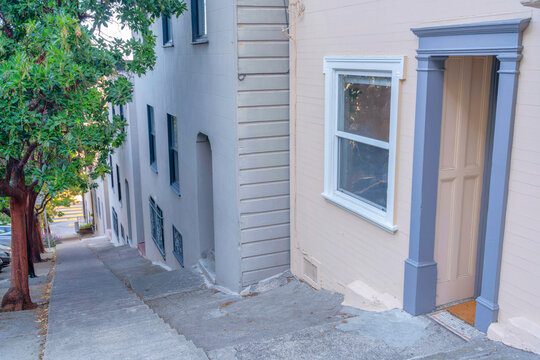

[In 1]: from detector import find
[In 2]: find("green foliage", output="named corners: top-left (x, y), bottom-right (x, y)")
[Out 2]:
top-left (0, 0), bottom-right (186, 202)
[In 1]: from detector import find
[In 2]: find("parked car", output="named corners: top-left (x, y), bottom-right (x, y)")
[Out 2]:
top-left (0, 235), bottom-right (11, 253)
top-left (0, 251), bottom-right (10, 268)
top-left (0, 227), bottom-right (11, 251)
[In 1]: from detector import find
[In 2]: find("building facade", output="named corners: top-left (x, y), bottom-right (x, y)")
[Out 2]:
top-left (289, 0), bottom-right (540, 353)
top-left (99, 0), bottom-right (291, 293)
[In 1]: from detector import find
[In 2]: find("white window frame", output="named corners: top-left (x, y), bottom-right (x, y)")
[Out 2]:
top-left (322, 56), bottom-right (404, 233)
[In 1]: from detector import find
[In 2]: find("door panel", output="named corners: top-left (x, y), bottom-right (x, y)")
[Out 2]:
top-left (435, 56), bottom-right (491, 306)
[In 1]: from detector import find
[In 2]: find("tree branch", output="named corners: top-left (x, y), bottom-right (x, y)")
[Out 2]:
top-left (35, 192), bottom-right (50, 213)
top-left (0, 11), bottom-right (13, 39)
top-left (0, 181), bottom-right (22, 198)
top-left (28, 179), bottom-right (39, 190)
top-left (36, 196), bottom-right (52, 215)
top-left (18, 142), bottom-right (39, 170)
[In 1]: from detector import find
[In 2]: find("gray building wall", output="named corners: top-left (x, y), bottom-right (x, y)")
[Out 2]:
top-left (119, 0), bottom-right (290, 293)
top-left (236, 0), bottom-right (291, 286)
top-left (107, 101), bottom-right (143, 247)
top-left (85, 175), bottom-right (111, 238)
top-left (133, 1), bottom-right (242, 290)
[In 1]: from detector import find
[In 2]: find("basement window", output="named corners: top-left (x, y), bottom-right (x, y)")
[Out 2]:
top-left (172, 225), bottom-right (184, 267)
top-left (149, 197), bottom-right (165, 258)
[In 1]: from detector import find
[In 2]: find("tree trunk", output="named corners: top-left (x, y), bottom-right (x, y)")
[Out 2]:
top-left (25, 193), bottom-right (38, 277)
top-left (27, 212), bottom-right (42, 263)
top-left (35, 217), bottom-right (45, 254)
top-left (1, 196), bottom-right (35, 311)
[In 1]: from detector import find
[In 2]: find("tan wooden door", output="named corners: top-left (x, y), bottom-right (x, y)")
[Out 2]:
top-left (434, 56), bottom-right (492, 306)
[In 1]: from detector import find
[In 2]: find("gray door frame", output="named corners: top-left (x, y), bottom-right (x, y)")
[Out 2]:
top-left (403, 18), bottom-right (530, 333)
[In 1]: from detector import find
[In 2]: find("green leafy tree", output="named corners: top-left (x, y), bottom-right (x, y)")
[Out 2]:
top-left (0, 1), bottom-right (186, 311)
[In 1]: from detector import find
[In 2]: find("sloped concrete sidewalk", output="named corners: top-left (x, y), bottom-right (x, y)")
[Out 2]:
top-left (0, 254), bottom-right (53, 359)
top-left (43, 239), bottom-right (207, 360)
top-left (86, 237), bottom-right (540, 360)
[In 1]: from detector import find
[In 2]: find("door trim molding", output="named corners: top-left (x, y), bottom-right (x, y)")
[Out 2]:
top-left (403, 18), bottom-right (530, 333)
top-left (475, 57), bottom-right (500, 299)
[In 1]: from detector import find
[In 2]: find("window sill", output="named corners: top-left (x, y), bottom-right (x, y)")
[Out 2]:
top-left (150, 164), bottom-right (158, 174)
top-left (321, 192), bottom-right (398, 233)
top-left (162, 42), bottom-right (174, 48)
top-left (191, 38), bottom-right (208, 45)
top-left (170, 184), bottom-right (181, 197)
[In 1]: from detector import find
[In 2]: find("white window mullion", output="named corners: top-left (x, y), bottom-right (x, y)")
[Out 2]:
top-left (335, 131), bottom-right (390, 150)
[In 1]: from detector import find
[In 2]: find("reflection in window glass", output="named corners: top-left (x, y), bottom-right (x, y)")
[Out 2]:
top-left (198, 0), bottom-right (207, 37)
top-left (338, 139), bottom-right (389, 210)
top-left (192, 0), bottom-right (207, 41)
top-left (339, 75), bottom-right (391, 142)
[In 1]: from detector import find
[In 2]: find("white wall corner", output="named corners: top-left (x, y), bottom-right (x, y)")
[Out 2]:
top-left (488, 317), bottom-right (540, 355)
top-left (342, 279), bottom-right (401, 312)
top-left (521, 0), bottom-right (540, 8)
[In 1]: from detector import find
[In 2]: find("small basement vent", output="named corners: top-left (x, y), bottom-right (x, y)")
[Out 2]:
top-left (303, 256), bottom-right (320, 288)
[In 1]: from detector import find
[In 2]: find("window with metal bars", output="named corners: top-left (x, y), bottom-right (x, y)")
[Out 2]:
top-left (172, 226), bottom-right (183, 267)
top-left (149, 198), bottom-right (165, 258)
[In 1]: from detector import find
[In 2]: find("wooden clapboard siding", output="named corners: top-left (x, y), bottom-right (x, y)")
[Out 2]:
top-left (236, 0), bottom-right (290, 286)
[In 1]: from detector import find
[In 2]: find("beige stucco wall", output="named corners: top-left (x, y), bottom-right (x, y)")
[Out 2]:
top-left (289, 0), bottom-right (540, 348)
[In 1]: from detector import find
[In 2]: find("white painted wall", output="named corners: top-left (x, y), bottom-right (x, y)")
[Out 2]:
top-left (90, 178), bottom-right (110, 238)
top-left (289, 0), bottom-right (540, 352)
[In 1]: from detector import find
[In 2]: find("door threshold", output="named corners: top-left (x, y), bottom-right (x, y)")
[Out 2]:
top-left (428, 309), bottom-right (480, 341)
top-left (436, 297), bottom-right (474, 311)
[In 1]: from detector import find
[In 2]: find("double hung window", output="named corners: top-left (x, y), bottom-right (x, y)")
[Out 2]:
top-left (147, 105), bottom-right (157, 171)
top-left (322, 57), bottom-right (404, 232)
top-left (110, 155), bottom-right (114, 191)
top-left (116, 165), bottom-right (122, 203)
top-left (167, 114), bottom-right (180, 193)
top-left (112, 207), bottom-right (119, 239)
top-left (191, 0), bottom-right (207, 43)
top-left (162, 15), bottom-right (173, 46)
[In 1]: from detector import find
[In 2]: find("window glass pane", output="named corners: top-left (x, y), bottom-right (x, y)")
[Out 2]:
top-left (170, 116), bottom-right (177, 149)
top-left (338, 137), bottom-right (388, 210)
top-left (197, 0), bottom-right (206, 36)
top-left (339, 75), bottom-right (391, 142)
top-left (172, 150), bottom-right (179, 185)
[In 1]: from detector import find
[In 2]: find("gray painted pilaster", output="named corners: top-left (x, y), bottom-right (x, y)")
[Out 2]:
top-left (475, 54), bottom-right (521, 332)
top-left (403, 55), bottom-right (447, 315)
